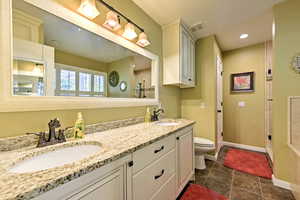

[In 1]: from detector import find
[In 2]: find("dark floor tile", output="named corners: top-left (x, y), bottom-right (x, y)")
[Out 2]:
top-left (233, 171), bottom-right (260, 194)
top-left (193, 146), bottom-right (296, 200)
top-left (212, 162), bottom-right (233, 175)
top-left (259, 177), bottom-right (272, 184)
top-left (261, 182), bottom-right (296, 200)
top-left (206, 159), bottom-right (215, 168)
top-left (217, 153), bottom-right (226, 161)
top-left (231, 187), bottom-right (262, 200)
top-left (195, 176), bottom-right (207, 186)
top-left (204, 178), bottom-right (231, 198)
top-left (234, 170), bottom-right (259, 181)
top-left (195, 168), bottom-right (210, 177)
top-left (210, 168), bottom-right (232, 183)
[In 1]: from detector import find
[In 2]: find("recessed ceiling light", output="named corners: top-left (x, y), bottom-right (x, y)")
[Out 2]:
top-left (240, 34), bottom-right (249, 39)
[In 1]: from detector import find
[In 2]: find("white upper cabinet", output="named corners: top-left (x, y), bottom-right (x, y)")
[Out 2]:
top-left (163, 20), bottom-right (195, 88)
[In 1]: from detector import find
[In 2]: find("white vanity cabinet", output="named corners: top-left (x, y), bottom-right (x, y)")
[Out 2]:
top-left (132, 135), bottom-right (176, 200)
top-left (132, 126), bottom-right (194, 200)
top-left (33, 155), bottom-right (132, 200)
top-left (175, 126), bottom-right (194, 196)
top-left (67, 168), bottom-right (124, 200)
top-left (163, 20), bottom-right (195, 88)
top-left (33, 126), bottom-right (194, 200)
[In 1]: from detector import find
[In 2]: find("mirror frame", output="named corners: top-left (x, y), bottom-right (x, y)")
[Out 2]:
top-left (0, 0), bottom-right (159, 112)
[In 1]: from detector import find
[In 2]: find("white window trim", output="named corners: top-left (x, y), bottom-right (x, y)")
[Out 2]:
top-left (55, 63), bottom-right (107, 97)
top-left (0, 0), bottom-right (159, 112)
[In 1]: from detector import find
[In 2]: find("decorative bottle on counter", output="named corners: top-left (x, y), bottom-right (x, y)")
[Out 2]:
top-left (145, 107), bottom-right (151, 122)
top-left (74, 112), bottom-right (85, 139)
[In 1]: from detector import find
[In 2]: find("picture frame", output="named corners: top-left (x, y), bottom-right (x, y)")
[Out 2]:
top-left (231, 72), bottom-right (254, 93)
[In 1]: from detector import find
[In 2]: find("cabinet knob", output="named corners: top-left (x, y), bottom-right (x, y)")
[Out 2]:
top-left (128, 161), bottom-right (134, 167)
top-left (188, 78), bottom-right (192, 81)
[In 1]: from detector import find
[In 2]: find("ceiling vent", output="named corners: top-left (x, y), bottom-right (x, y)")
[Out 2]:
top-left (190, 23), bottom-right (203, 33)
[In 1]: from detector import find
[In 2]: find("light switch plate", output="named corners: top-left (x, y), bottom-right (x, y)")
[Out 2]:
top-left (200, 103), bottom-right (206, 109)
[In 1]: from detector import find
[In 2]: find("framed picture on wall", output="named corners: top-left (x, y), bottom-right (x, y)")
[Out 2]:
top-left (231, 72), bottom-right (254, 93)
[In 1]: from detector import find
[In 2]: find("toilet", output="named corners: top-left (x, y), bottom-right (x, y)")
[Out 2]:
top-left (194, 137), bottom-right (215, 170)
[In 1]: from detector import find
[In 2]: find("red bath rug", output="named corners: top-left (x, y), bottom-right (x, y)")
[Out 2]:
top-left (224, 148), bottom-right (272, 179)
top-left (180, 184), bottom-right (228, 200)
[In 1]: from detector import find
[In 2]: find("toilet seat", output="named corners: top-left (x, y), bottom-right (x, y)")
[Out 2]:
top-left (194, 137), bottom-right (215, 147)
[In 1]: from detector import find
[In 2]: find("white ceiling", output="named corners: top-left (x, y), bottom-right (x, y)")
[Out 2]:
top-left (132, 0), bottom-right (285, 51)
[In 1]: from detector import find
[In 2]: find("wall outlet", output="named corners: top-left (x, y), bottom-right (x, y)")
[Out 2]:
top-left (238, 101), bottom-right (246, 107)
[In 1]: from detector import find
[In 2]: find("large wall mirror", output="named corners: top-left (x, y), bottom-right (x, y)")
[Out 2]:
top-left (0, 0), bottom-right (159, 111)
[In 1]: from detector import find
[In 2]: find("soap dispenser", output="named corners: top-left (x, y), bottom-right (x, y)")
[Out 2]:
top-left (74, 112), bottom-right (85, 139)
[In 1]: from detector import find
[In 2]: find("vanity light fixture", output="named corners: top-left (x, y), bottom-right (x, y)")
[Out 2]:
top-left (123, 23), bottom-right (138, 40)
top-left (240, 33), bottom-right (249, 39)
top-left (78, 0), bottom-right (100, 19)
top-left (103, 11), bottom-right (121, 31)
top-left (77, 0), bottom-right (151, 47)
top-left (137, 32), bottom-right (150, 47)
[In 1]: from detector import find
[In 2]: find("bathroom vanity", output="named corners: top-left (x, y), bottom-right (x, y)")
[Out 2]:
top-left (0, 119), bottom-right (194, 200)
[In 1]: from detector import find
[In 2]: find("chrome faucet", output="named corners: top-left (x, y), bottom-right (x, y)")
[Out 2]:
top-left (27, 118), bottom-right (67, 148)
top-left (151, 108), bottom-right (165, 121)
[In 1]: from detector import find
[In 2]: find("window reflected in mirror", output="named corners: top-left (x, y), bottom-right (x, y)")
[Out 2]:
top-left (12, 0), bottom-right (155, 99)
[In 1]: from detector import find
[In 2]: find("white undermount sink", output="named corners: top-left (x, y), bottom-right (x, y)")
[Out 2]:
top-left (8, 144), bottom-right (102, 174)
top-left (156, 122), bottom-right (179, 126)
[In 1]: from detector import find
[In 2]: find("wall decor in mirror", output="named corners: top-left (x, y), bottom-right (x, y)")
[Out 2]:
top-left (120, 81), bottom-right (127, 92)
top-left (11, 0), bottom-right (156, 100)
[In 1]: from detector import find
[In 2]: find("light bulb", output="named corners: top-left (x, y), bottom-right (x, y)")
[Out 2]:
top-left (103, 11), bottom-right (121, 31)
top-left (78, 0), bottom-right (100, 19)
top-left (137, 32), bottom-right (150, 47)
top-left (240, 34), bottom-right (249, 39)
top-left (122, 23), bottom-right (137, 40)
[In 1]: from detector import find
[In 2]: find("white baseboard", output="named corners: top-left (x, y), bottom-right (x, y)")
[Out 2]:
top-left (221, 141), bottom-right (266, 153)
top-left (272, 175), bottom-right (292, 190)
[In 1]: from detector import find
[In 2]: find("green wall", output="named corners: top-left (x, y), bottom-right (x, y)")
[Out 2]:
top-left (223, 43), bottom-right (266, 148)
top-left (273, 0), bottom-right (300, 194)
top-left (107, 57), bottom-right (135, 98)
top-left (181, 35), bottom-right (220, 142)
top-left (55, 50), bottom-right (108, 72)
top-left (0, 0), bottom-right (181, 138)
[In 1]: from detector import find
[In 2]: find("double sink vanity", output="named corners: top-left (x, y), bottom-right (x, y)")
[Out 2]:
top-left (0, 119), bottom-right (195, 200)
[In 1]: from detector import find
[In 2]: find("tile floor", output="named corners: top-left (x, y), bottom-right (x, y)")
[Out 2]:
top-left (184, 146), bottom-right (296, 200)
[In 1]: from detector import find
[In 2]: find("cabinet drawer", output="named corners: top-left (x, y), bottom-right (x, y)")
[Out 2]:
top-left (150, 175), bottom-right (176, 200)
top-left (133, 134), bottom-right (175, 174)
top-left (133, 149), bottom-right (176, 200)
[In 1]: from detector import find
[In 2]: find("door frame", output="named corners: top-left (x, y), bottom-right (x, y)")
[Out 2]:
top-left (216, 55), bottom-right (224, 152)
top-left (264, 41), bottom-right (273, 161)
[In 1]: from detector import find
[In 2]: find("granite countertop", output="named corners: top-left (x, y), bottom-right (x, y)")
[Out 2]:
top-left (0, 119), bottom-right (195, 200)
